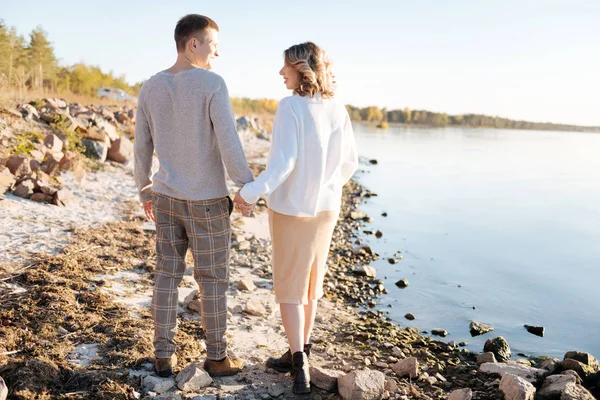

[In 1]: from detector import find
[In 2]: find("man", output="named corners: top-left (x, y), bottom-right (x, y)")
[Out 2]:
top-left (134, 14), bottom-right (254, 378)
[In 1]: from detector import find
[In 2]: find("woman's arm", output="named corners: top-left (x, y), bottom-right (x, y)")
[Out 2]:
top-left (340, 110), bottom-right (359, 185)
top-left (239, 100), bottom-right (299, 204)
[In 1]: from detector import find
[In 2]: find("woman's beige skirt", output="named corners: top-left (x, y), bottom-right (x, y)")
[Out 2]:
top-left (268, 208), bottom-right (339, 304)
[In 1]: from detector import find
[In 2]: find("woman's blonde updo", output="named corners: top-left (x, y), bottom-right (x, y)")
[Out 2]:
top-left (284, 42), bottom-right (335, 98)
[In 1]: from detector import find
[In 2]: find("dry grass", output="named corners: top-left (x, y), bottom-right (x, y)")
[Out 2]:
top-left (0, 221), bottom-right (208, 399)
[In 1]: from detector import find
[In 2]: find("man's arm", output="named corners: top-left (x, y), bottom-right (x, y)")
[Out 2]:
top-left (209, 80), bottom-right (254, 186)
top-left (133, 93), bottom-right (155, 215)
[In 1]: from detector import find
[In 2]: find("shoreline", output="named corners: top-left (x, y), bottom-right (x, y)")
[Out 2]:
top-left (1, 100), bottom-right (598, 399)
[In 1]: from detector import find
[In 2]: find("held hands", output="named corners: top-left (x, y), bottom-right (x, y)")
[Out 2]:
top-left (233, 192), bottom-right (256, 217)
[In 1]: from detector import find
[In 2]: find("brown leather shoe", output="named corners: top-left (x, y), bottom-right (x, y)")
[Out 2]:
top-left (155, 354), bottom-right (177, 377)
top-left (203, 355), bottom-right (244, 377)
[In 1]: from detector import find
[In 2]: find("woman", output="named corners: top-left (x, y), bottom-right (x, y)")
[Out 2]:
top-left (236, 42), bottom-right (358, 394)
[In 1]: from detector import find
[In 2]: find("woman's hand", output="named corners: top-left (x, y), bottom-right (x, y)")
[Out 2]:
top-left (234, 192), bottom-right (255, 217)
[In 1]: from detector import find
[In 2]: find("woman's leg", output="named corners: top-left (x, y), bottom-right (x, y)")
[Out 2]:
top-left (279, 303), bottom-right (304, 353)
top-left (303, 300), bottom-right (318, 344)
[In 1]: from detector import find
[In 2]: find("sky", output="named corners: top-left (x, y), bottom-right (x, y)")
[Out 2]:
top-left (2, 0), bottom-right (599, 126)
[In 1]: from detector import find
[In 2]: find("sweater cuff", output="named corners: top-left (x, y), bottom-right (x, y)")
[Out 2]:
top-left (139, 187), bottom-right (153, 203)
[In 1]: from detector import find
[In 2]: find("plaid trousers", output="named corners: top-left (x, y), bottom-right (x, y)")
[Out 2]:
top-left (151, 192), bottom-right (233, 360)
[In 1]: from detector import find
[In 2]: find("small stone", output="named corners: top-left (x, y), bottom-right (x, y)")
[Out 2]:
top-left (499, 373), bottom-right (536, 400)
top-left (142, 375), bottom-right (175, 394)
top-left (44, 134), bottom-right (64, 153)
top-left (338, 369), bottom-right (386, 400)
top-left (470, 321), bottom-right (494, 337)
top-left (238, 241), bottom-right (251, 250)
top-left (431, 329), bottom-right (448, 337)
top-left (244, 300), bottom-right (267, 317)
top-left (310, 366), bottom-right (344, 392)
top-left (375, 230), bottom-right (383, 238)
top-left (176, 363), bottom-right (212, 392)
top-left (392, 357), bottom-right (419, 378)
top-left (395, 279), bottom-right (409, 288)
top-left (369, 159), bottom-right (378, 165)
top-left (178, 288), bottom-right (198, 307)
top-left (381, 212), bottom-right (388, 217)
top-left (391, 347), bottom-right (405, 358)
top-left (267, 383), bottom-right (285, 397)
top-left (350, 211), bottom-right (367, 220)
top-left (524, 325), bottom-right (544, 337)
top-left (477, 352), bottom-right (497, 364)
top-left (448, 388), bottom-right (472, 400)
top-left (388, 258), bottom-right (398, 264)
top-left (231, 304), bottom-right (243, 314)
top-left (354, 265), bottom-right (376, 278)
top-left (238, 279), bottom-right (256, 292)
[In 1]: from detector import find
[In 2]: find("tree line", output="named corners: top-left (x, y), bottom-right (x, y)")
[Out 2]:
top-left (0, 20), bottom-right (139, 98)
top-left (346, 105), bottom-right (600, 133)
top-left (2, 20), bottom-right (597, 133)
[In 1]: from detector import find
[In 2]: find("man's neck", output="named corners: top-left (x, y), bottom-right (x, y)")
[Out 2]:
top-left (166, 54), bottom-right (208, 73)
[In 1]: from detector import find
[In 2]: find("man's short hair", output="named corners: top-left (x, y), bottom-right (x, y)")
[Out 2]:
top-left (175, 14), bottom-right (219, 52)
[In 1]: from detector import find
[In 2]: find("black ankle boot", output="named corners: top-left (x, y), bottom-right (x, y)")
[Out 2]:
top-left (292, 351), bottom-right (311, 394)
top-left (266, 344), bottom-right (313, 373)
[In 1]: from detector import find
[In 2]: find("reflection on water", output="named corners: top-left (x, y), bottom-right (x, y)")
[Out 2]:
top-left (353, 124), bottom-right (600, 358)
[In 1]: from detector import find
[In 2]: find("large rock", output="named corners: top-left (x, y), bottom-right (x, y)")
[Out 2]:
top-left (13, 179), bottom-right (35, 198)
top-left (499, 373), bottom-right (536, 400)
top-left (448, 388), bottom-right (472, 400)
top-left (59, 152), bottom-right (79, 170)
top-left (310, 366), bottom-right (345, 392)
top-left (176, 363), bottom-right (212, 392)
top-left (244, 300), bottom-right (266, 317)
top-left (537, 374), bottom-right (577, 399)
top-left (53, 188), bottom-right (76, 207)
top-left (107, 137), bottom-right (134, 163)
top-left (20, 103), bottom-right (39, 121)
top-left (338, 369), bottom-right (386, 400)
top-left (0, 376), bottom-right (7, 400)
top-left (43, 97), bottom-right (68, 109)
top-left (564, 352), bottom-right (598, 367)
top-left (82, 139), bottom-right (108, 162)
top-left (31, 192), bottom-right (54, 203)
top-left (538, 358), bottom-right (560, 372)
top-left (470, 321), bottom-right (494, 336)
top-left (0, 166), bottom-right (16, 194)
top-left (480, 362), bottom-right (547, 384)
top-left (94, 118), bottom-right (119, 141)
top-left (561, 383), bottom-right (595, 400)
top-left (44, 134), bottom-right (64, 153)
top-left (477, 352), bottom-right (497, 364)
top-left (392, 357), bottom-right (419, 378)
top-left (484, 337), bottom-right (512, 362)
top-left (142, 375), bottom-right (175, 394)
top-left (561, 359), bottom-right (597, 381)
top-left (6, 155), bottom-right (32, 178)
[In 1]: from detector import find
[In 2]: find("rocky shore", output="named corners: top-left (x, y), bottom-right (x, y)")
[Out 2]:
top-left (0, 99), bottom-right (598, 399)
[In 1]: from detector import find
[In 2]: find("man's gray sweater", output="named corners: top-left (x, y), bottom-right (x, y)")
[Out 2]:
top-left (134, 68), bottom-right (253, 203)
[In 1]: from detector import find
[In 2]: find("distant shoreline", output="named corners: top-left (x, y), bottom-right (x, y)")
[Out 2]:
top-left (356, 120), bottom-right (600, 134)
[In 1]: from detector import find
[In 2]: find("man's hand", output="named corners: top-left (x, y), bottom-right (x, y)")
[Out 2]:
top-left (234, 193), bottom-right (255, 217)
top-left (143, 200), bottom-right (155, 222)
